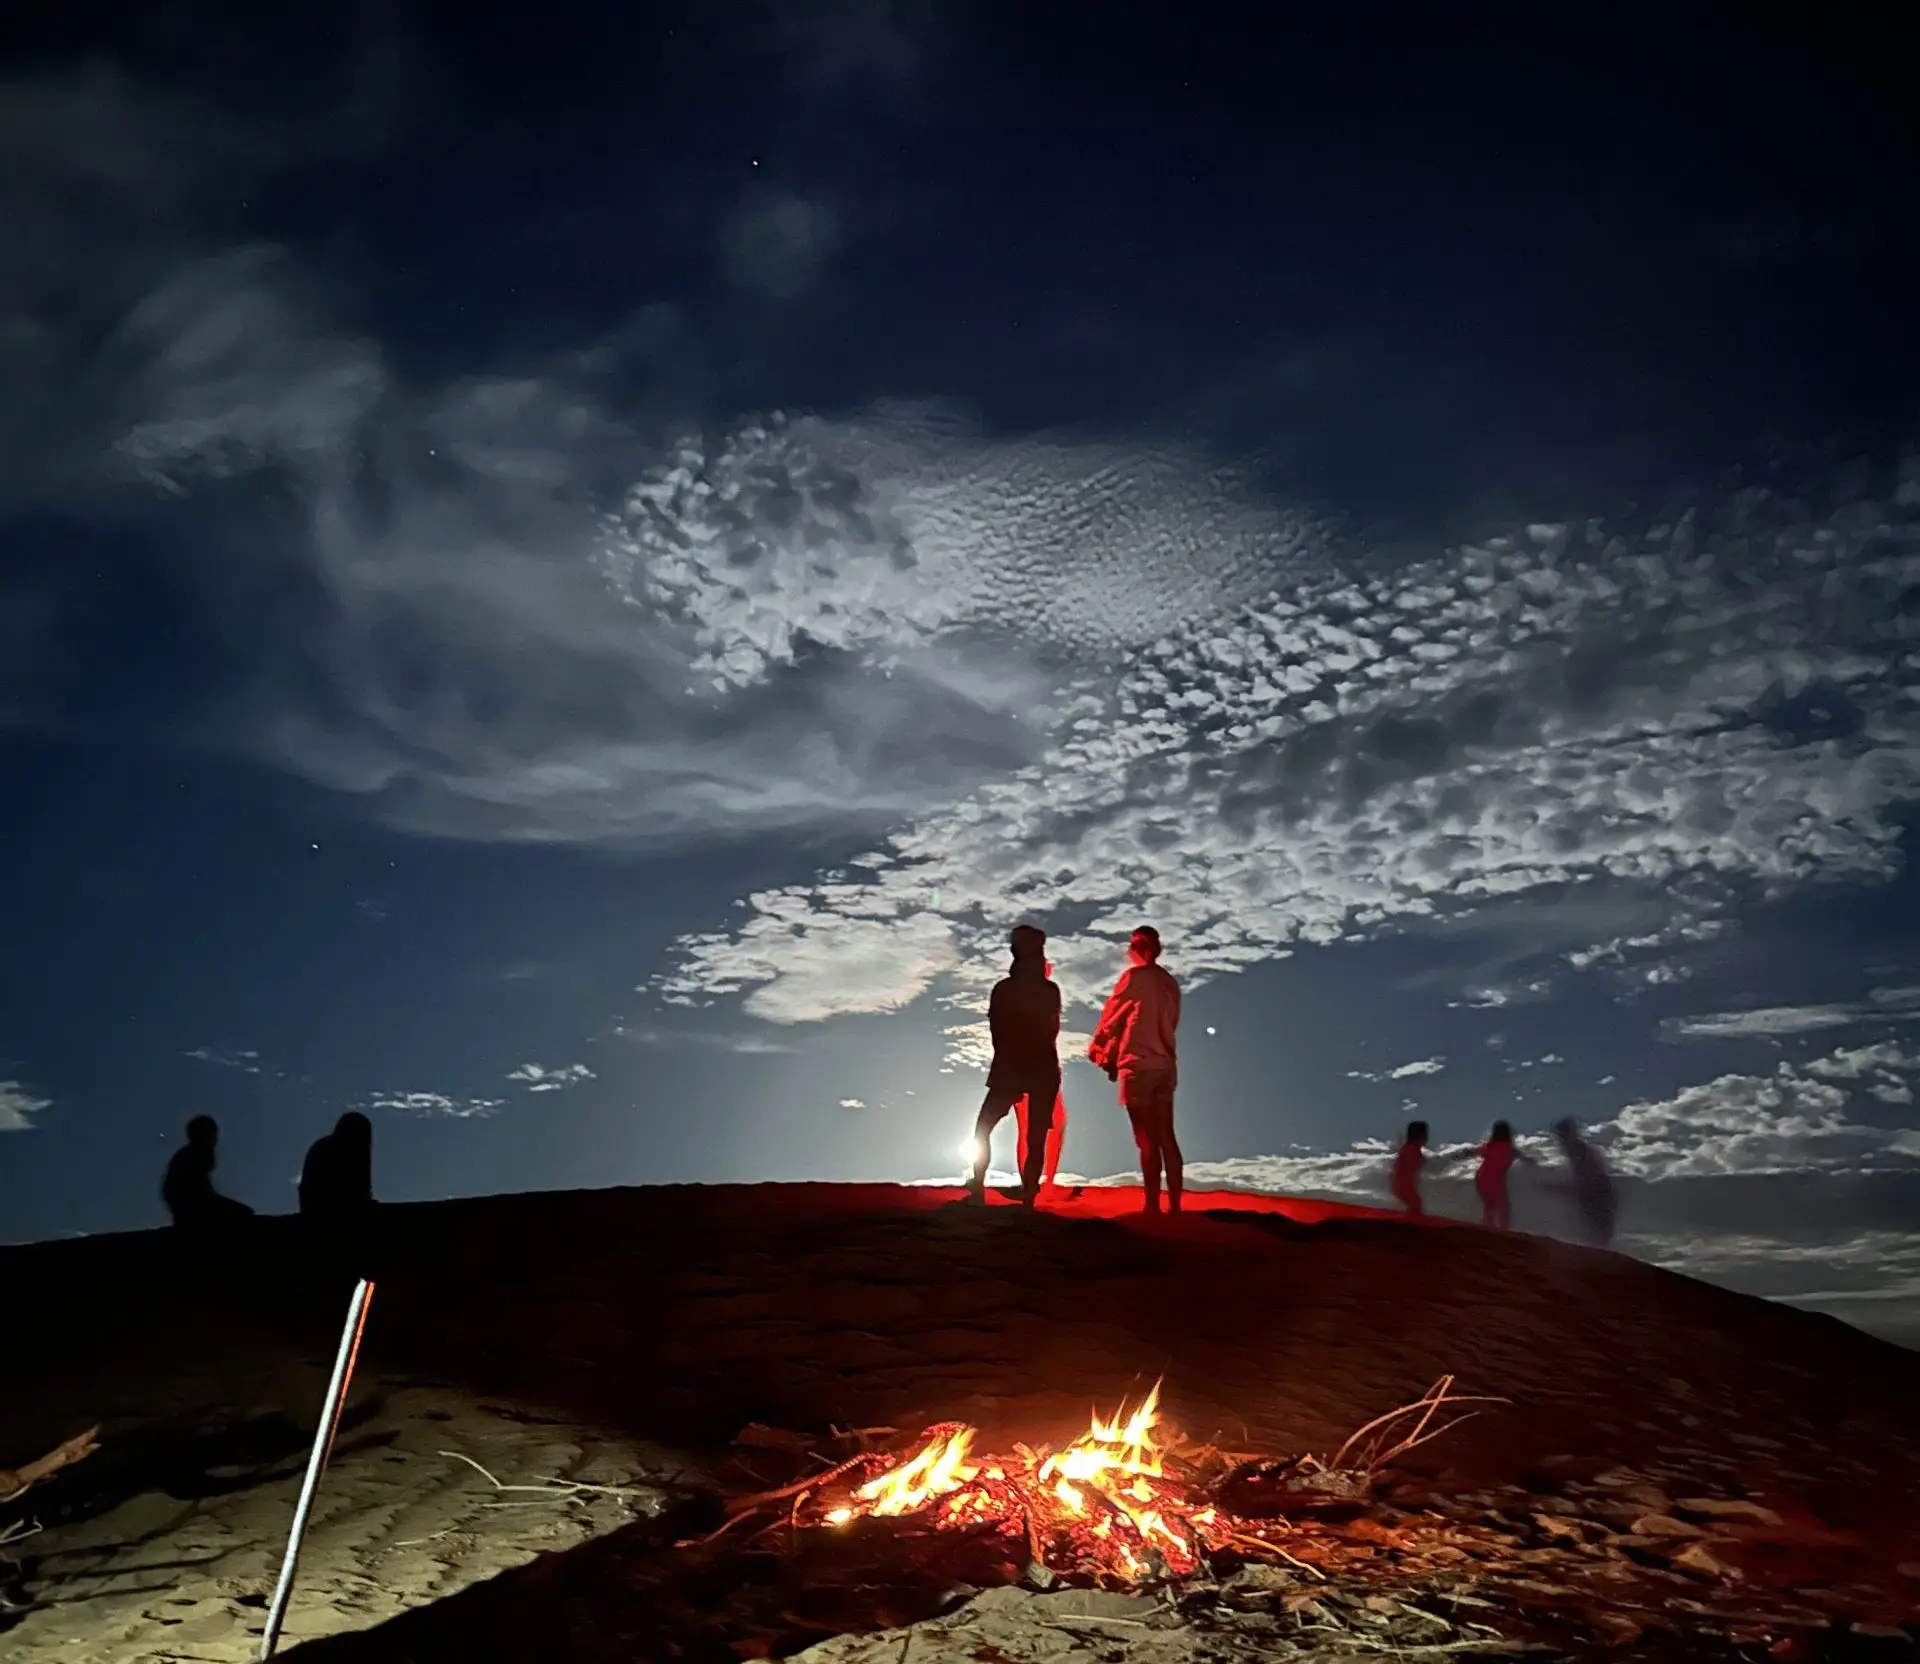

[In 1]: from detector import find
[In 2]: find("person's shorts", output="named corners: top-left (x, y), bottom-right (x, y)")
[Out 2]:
top-left (982, 1073), bottom-right (1062, 1127)
top-left (1118, 1066), bottom-right (1177, 1124)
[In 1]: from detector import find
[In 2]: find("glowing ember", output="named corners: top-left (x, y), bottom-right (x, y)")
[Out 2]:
top-left (814, 1383), bottom-right (1236, 1582)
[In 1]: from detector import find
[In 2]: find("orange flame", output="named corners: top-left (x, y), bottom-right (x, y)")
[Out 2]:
top-left (819, 1382), bottom-right (1220, 1580)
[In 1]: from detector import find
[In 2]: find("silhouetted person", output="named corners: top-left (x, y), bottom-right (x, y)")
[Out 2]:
top-left (1472, 1120), bottom-right (1535, 1230)
top-left (300, 1111), bottom-right (376, 1224)
top-left (1552, 1116), bottom-right (1617, 1247)
top-left (1390, 1120), bottom-right (1430, 1215)
top-left (1089, 925), bottom-right (1183, 1215)
top-left (162, 1115), bottom-right (255, 1232)
top-left (967, 924), bottom-right (1063, 1207)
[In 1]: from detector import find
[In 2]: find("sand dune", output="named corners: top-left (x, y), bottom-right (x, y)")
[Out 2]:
top-left (2, 1183), bottom-right (1916, 1660)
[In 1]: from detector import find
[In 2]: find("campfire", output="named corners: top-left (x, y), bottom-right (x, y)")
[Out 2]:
top-left (823, 1383), bottom-right (1214, 1581)
top-left (718, 1377), bottom-right (1492, 1587)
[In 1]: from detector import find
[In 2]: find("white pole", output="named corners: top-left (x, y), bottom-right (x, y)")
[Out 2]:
top-left (259, 1277), bottom-right (375, 1660)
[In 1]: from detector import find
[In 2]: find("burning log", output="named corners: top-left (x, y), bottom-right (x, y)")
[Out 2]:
top-left (711, 1378), bottom-right (1496, 1589)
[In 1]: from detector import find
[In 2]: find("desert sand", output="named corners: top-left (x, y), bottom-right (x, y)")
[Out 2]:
top-left (3, 1182), bottom-right (1917, 1662)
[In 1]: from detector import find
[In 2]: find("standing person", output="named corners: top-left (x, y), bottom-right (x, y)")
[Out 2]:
top-left (1552, 1116), bottom-right (1618, 1247)
top-left (1089, 925), bottom-right (1184, 1215)
top-left (966, 924), bottom-right (1064, 1208)
top-left (1390, 1120), bottom-right (1430, 1214)
top-left (1472, 1120), bottom-right (1534, 1230)
top-left (162, 1115), bottom-right (256, 1232)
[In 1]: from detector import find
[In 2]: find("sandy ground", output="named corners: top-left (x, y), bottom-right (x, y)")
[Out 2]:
top-left (4, 1182), bottom-right (1918, 1661)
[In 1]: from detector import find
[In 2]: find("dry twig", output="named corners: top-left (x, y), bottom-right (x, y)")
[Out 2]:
top-left (1329, 1379), bottom-right (1508, 1475)
top-left (0, 1428), bottom-right (99, 1505)
top-left (438, 1449), bottom-right (657, 1507)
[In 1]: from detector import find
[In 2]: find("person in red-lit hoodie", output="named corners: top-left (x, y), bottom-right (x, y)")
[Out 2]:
top-left (1088, 925), bottom-right (1184, 1214)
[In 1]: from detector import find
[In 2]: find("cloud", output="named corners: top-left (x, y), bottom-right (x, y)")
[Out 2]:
top-left (184, 1046), bottom-right (263, 1074)
top-left (1349, 1056), bottom-right (1447, 1082)
top-left (366, 1090), bottom-right (505, 1118)
top-left (0, 59), bottom-right (400, 519)
top-left (1388, 1056), bottom-right (1446, 1079)
top-left (108, 329), bottom-right (1334, 846)
top-left (657, 484), bottom-right (1920, 1055)
top-left (839, 1097), bottom-right (866, 1109)
top-left (12, 72), bottom-right (1204, 850)
top-left (668, 906), bottom-right (961, 1025)
top-left (506, 1062), bottom-right (596, 1093)
top-left (1662, 986), bottom-right (1920, 1041)
top-left (1599, 1044), bottom-right (1920, 1180)
top-left (0, 1080), bottom-right (51, 1132)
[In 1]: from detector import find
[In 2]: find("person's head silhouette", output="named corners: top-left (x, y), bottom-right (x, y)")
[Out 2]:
top-left (186, 1114), bottom-right (219, 1149)
top-left (1009, 923), bottom-right (1047, 973)
top-left (335, 1111), bottom-right (372, 1144)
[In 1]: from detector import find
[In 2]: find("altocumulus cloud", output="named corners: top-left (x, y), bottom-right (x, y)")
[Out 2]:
top-left (663, 481), bottom-right (1920, 1047)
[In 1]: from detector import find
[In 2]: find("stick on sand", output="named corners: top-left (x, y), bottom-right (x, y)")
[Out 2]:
top-left (259, 1278), bottom-right (375, 1660)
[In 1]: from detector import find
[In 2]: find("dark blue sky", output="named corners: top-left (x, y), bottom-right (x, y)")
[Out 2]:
top-left (4, 0), bottom-right (1920, 1343)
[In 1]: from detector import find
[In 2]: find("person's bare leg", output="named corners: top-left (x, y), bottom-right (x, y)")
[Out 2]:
top-left (1129, 1110), bottom-right (1161, 1213)
top-left (1018, 1127), bottom-right (1044, 1207)
top-left (1015, 1093), bottom-right (1033, 1183)
top-left (968, 1092), bottom-right (1012, 1199)
top-left (1158, 1084), bottom-right (1183, 1213)
top-left (1043, 1093), bottom-right (1065, 1190)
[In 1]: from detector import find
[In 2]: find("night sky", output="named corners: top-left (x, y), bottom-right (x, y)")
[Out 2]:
top-left (4, 3), bottom-right (1919, 1343)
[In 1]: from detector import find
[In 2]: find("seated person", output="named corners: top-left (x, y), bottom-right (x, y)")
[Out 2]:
top-left (162, 1115), bottom-right (256, 1231)
top-left (299, 1111), bottom-right (377, 1223)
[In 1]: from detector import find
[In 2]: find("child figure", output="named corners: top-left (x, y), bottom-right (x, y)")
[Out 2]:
top-left (1473, 1120), bottom-right (1535, 1230)
top-left (1389, 1120), bottom-right (1429, 1214)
